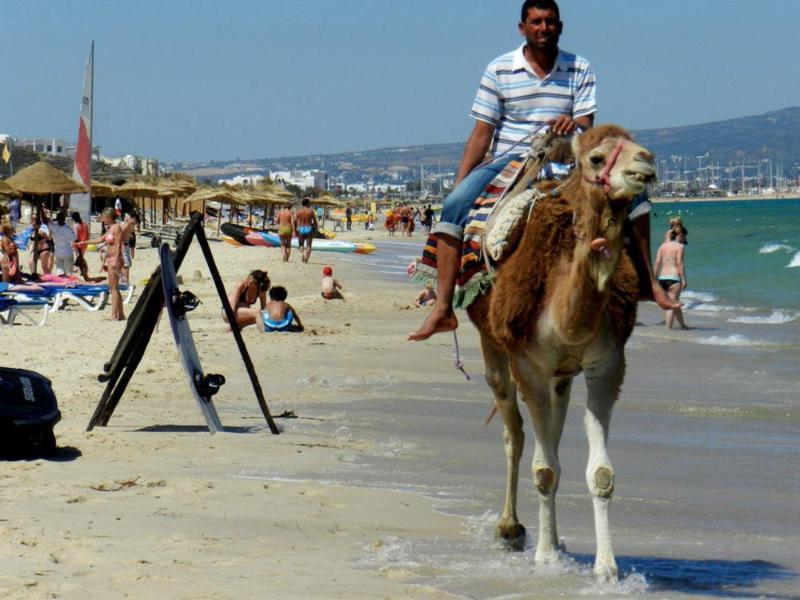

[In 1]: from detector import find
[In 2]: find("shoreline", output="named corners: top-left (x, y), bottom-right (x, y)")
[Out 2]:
top-left (650, 193), bottom-right (798, 203)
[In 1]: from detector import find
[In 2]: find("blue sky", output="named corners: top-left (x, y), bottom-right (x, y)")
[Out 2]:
top-left (4, 0), bottom-right (798, 163)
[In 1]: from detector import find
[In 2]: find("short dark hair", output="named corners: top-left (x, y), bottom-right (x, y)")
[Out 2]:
top-left (269, 285), bottom-right (287, 301)
top-left (302, 198), bottom-right (310, 207)
top-left (71, 211), bottom-right (83, 224)
top-left (521, 0), bottom-right (560, 22)
top-left (56, 211), bottom-right (66, 224)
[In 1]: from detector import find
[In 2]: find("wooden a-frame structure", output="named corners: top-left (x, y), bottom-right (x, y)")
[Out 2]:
top-left (87, 212), bottom-right (280, 434)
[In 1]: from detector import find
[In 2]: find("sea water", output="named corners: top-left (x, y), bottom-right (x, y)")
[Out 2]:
top-left (244, 202), bottom-right (800, 598)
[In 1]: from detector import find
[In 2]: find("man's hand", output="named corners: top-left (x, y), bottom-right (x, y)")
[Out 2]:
top-left (547, 115), bottom-right (577, 136)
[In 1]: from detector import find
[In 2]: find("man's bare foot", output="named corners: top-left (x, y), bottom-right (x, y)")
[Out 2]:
top-left (408, 311), bottom-right (458, 341)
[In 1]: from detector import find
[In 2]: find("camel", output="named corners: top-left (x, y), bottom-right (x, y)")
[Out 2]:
top-left (466, 124), bottom-right (656, 582)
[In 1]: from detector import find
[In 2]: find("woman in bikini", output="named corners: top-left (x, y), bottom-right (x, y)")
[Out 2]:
top-left (77, 207), bottom-right (126, 320)
top-left (654, 225), bottom-right (689, 330)
top-left (28, 214), bottom-right (54, 276)
top-left (223, 269), bottom-right (270, 329)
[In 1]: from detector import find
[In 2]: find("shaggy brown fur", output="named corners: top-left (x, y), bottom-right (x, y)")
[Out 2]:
top-left (468, 129), bottom-right (640, 352)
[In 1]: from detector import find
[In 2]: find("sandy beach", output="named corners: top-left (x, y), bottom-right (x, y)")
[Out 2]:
top-left (1, 225), bottom-right (798, 599)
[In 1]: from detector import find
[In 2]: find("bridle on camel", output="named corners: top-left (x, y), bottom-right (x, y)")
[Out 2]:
top-left (584, 138), bottom-right (626, 195)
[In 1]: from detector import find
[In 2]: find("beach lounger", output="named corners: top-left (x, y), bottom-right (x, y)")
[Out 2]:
top-left (0, 295), bottom-right (51, 327)
top-left (46, 283), bottom-right (134, 313)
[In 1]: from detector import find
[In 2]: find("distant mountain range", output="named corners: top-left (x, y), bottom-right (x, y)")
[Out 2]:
top-left (177, 106), bottom-right (800, 182)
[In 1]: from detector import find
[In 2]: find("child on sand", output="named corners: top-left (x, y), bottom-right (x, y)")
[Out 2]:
top-left (320, 266), bottom-right (343, 300)
top-left (261, 286), bottom-right (303, 332)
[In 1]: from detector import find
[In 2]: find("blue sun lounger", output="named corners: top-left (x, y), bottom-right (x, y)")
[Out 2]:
top-left (0, 295), bottom-right (51, 326)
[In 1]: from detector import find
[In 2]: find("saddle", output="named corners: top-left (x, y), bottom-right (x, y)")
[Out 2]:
top-left (413, 132), bottom-right (574, 309)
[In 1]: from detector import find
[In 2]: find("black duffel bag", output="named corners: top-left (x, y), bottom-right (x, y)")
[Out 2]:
top-left (0, 368), bottom-right (60, 457)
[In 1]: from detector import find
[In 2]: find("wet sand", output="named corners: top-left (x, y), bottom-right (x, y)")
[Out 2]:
top-left (0, 227), bottom-right (797, 599)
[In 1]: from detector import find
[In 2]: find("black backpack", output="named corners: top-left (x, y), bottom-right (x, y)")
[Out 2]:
top-left (0, 368), bottom-right (61, 457)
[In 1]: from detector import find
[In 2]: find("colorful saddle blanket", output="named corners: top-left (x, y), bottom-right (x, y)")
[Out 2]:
top-left (414, 158), bottom-right (527, 309)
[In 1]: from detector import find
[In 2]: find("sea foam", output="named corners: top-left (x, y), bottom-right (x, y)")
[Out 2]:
top-left (728, 310), bottom-right (798, 325)
top-left (758, 243), bottom-right (794, 254)
top-left (788, 251), bottom-right (800, 268)
top-left (693, 334), bottom-right (771, 347)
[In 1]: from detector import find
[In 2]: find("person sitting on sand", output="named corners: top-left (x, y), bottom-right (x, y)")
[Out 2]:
top-left (320, 265), bottom-right (343, 300)
top-left (412, 282), bottom-right (437, 307)
top-left (654, 225), bottom-right (689, 330)
top-left (223, 269), bottom-right (270, 328)
top-left (260, 285), bottom-right (304, 332)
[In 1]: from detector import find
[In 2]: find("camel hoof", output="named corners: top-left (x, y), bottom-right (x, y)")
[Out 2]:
top-left (495, 523), bottom-right (526, 552)
top-left (593, 561), bottom-right (619, 583)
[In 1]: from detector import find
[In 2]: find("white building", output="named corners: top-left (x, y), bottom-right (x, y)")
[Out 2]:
top-left (217, 174), bottom-right (267, 187)
top-left (15, 137), bottom-right (68, 156)
top-left (269, 169), bottom-right (327, 191)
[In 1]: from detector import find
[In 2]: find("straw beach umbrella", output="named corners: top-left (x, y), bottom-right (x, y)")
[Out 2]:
top-left (6, 161), bottom-right (87, 275)
top-left (6, 161), bottom-right (87, 196)
top-left (0, 179), bottom-right (16, 196)
top-left (112, 180), bottom-right (162, 224)
top-left (312, 194), bottom-right (344, 228)
top-left (91, 180), bottom-right (115, 198)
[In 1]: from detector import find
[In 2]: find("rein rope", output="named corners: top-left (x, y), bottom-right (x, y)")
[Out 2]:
top-left (585, 138), bottom-right (625, 194)
top-left (453, 331), bottom-right (472, 381)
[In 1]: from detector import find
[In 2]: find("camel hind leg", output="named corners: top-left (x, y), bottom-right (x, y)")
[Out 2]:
top-left (583, 342), bottom-right (625, 582)
top-left (478, 334), bottom-right (525, 551)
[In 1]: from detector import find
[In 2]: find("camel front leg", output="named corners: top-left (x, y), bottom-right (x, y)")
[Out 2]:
top-left (513, 359), bottom-right (567, 564)
top-left (480, 336), bottom-right (525, 550)
top-left (583, 346), bottom-right (625, 582)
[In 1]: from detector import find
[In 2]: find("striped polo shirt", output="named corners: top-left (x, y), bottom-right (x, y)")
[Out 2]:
top-left (470, 45), bottom-right (597, 156)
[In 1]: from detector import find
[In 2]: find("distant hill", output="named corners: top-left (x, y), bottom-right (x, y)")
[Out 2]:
top-left (173, 107), bottom-right (800, 181)
top-left (633, 107), bottom-right (800, 166)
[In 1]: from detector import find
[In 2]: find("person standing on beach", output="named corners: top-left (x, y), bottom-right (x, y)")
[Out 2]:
top-left (345, 203), bottom-right (353, 231)
top-left (654, 225), bottom-right (689, 330)
top-left (409, 0), bottom-right (676, 341)
top-left (294, 198), bottom-right (318, 264)
top-left (50, 211), bottom-right (76, 277)
top-left (71, 211), bottom-right (91, 280)
top-left (8, 197), bottom-right (20, 229)
top-left (275, 205), bottom-right (294, 262)
top-left (77, 207), bottom-right (125, 320)
top-left (120, 212), bottom-right (140, 284)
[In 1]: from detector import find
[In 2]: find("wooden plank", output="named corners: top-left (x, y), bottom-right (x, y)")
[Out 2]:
top-left (195, 226), bottom-right (280, 434)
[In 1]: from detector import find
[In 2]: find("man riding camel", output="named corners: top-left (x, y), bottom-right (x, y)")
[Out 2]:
top-left (410, 0), bottom-right (676, 341)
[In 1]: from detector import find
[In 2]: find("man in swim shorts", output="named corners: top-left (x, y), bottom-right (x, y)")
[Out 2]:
top-left (275, 206), bottom-right (294, 262)
top-left (294, 198), bottom-right (318, 263)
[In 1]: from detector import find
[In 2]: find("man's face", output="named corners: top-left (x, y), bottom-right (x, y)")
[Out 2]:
top-left (519, 7), bottom-right (562, 51)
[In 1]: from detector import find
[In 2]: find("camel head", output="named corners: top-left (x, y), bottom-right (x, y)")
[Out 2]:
top-left (571, 124), bottom-right (655, 201)
top-left (567, 126), bottom-right (655, 293)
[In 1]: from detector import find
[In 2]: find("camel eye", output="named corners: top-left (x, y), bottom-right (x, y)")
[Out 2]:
top-left (607, 217), bottom-right (616, 228)
top-left (590, 155), bottom-right (604, 166)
